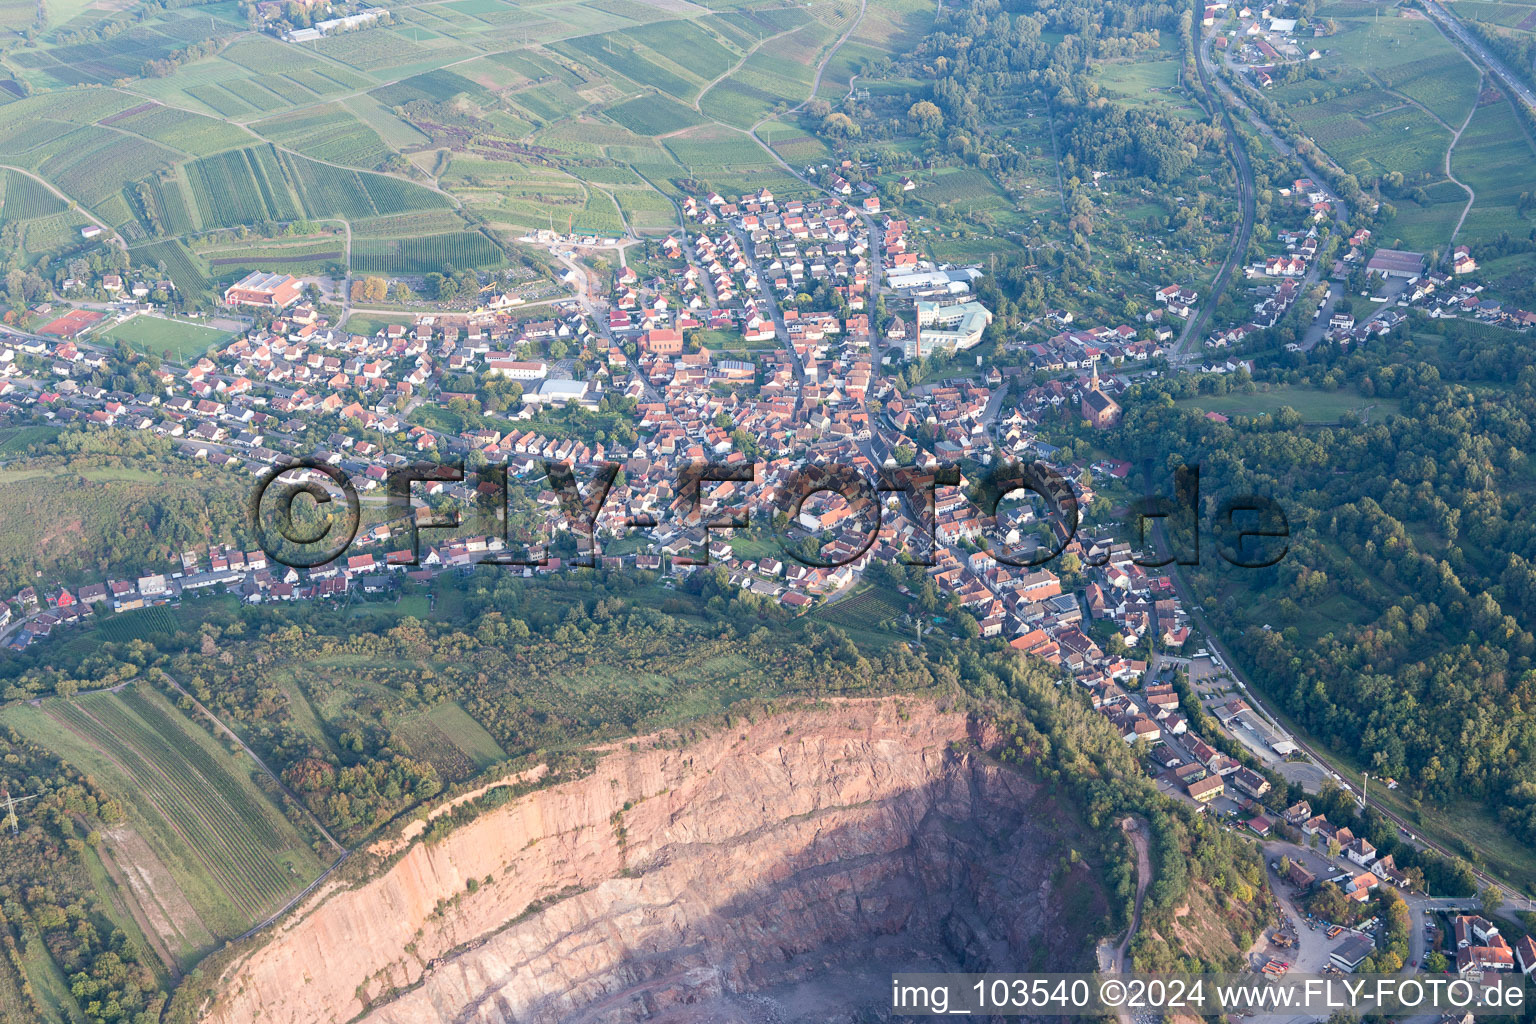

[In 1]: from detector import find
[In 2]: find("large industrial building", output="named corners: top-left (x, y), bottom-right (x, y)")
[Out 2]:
top-left (223, 271), bottom-right (304, 309)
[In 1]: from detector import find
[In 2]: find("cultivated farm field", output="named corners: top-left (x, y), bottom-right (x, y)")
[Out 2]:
top-left (3, 0), bottom-right (952, 299)
top-left (0, 683), bottom-right (328, 948)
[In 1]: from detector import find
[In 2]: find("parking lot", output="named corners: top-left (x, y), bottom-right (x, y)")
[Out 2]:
top-left (1255, 842), bottom-right (1377, 974)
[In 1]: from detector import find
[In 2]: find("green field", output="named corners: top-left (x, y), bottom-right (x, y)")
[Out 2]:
top-left (1094, 45), bottom-right (1203, 118)
top-left (1319, 17), bottom-right (1480, 125)
top-left (1174, 385), bottom-right (1401, 423)
top-left (605, 92), bottom-right (707, 135)
top-left (1276, 13), bottom-right (1485, 236)
top-left (0, 425), bottom-right (62, 454)
top-left (0, 683), bottom-right (328, 950)
top-left (98, 314), bottom-right (232, 360)
top-left (396, 702), bottom-right (507, 780)
top-left (341, 312), bottom-right (418, 337)
top-left (352, 229), bottom-right (504, 274)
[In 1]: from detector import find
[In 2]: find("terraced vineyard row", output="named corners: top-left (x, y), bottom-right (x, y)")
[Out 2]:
top-left (146, 174), bottom-right (198, 236)
top-left (185, 145), bottom-right (301, 229)
top-left (46, 689), bottom-right (306, 921)
top-left (351, 230), bottom-right (503, 274)
top-left (131, 239), bottom-right (209, 297)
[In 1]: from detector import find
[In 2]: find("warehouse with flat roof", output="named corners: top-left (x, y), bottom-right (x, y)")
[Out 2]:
top-left (1331, 934), bottom-right (1375, 972)
top-left (1365, 248), bottom-right (1426, 279)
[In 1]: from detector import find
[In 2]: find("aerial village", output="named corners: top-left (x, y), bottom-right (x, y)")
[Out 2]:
top-left (12, 175), bottom-right (1536, 983)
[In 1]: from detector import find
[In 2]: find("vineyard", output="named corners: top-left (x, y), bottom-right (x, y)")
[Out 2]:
top-left (369, 68), bottom-right (483, 107)
top-left (185, 146), bottom-right (301, 228)
top-left (282, 153), bottom-right (377, 220)
top-left (351, 230), bottom-right (503, 274)
top-left (605, 93), bottom-right (705, 135)
top-left (254, 106), bottom-right (392, 169)
top-left (39, 128), bottom-right (179, 208)
top-left (131, 239), bottom-right (211, 297)
top-left (108, 104), bottom-right (251, 157)
top-left (8, 16), bottom-right (225, 87)
top-left (6, 683), bottom-right (326, 937)
top-left (627, 21), bottom-right (738, 80)
top-left (205, 243), bottom-right (344, 278)
top-left (1, 170), bottom-right (67, 221)
top-left (394, 702), bottom-right (505, 782)
top-left (558, 32), bottom-right (700, 100)
top-left (142, 173), bottom-right (199, 236)
top-left (95, 604), bottom-right (181, 644)
top-left (308, 29), bottom-right (437, 72)
top-left (280, 152), bottom-right (453, 221)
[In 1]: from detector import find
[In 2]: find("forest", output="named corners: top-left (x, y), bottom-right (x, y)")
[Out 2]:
top-left (0, 432), bottom-right (251, 595)
top-left (917, 0), bottom-right (1221, 184)
top-left (1103, 316), bottom-right (1536, 854)
top-left (0, 726), bottom-right (166, 1024)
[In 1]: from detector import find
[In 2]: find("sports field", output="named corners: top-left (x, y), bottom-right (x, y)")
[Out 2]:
top-left (98, 314), bottom-right (233, 360)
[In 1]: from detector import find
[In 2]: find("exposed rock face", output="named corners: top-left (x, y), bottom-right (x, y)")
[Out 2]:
top-left (203, 700), bottom-right (1104, 1024)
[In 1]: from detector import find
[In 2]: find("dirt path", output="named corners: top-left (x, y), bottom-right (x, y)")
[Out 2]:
top-left (1117, 816), bottom-right (1152, 970)
top-left (693, 24), bottom-right (803, 114)
top-left (739, 0), bottom-right (869, 183)
top-left (1364, 68), bottom-right (1481, 249)
top-left (1444, 78), bottom-right (1482, 245)
top-left (802, 0), bottom-right (865, 104)
top-left (1043, 96), bottom-right (1069, 216)
top-left (97, 825), bottom-right (200, 979)
top-left (1095, 817), bottom-right (1151, 1024)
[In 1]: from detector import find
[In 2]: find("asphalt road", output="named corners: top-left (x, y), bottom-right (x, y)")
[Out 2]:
top-left (1171, 32), bottom-right (1257, 364)
top-left (1425, 1), bottom-right (1536, 115)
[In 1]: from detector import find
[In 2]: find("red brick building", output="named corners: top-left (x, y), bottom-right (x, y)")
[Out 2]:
top-left (640, 328), bottom-right (684, 355)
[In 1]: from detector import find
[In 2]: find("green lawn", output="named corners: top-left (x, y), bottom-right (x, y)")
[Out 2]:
top-left (409, 404), bottom-right (465, 433)
top-left (422, 701), bottom-right (506, 768)
top-left (1174, 385), bottom-right (1401, 423)
top-left (99, 315), bottom-right (233, 361)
